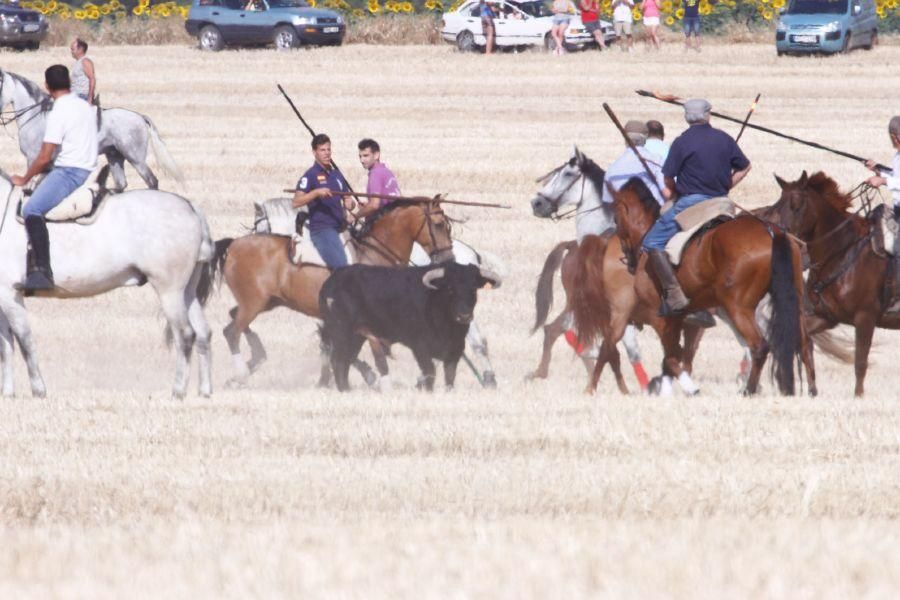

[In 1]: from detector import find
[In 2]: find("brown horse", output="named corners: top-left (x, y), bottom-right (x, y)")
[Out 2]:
top-left (767, 171), bottom-right (899, 396)
top-left (607, 178), bottom-right (816, 396)
top-left (204, 200), bottom-right (454, 387)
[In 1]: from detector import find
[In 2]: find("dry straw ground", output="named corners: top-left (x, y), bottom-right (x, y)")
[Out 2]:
top-left (0, 42), bottom-right (899, 598)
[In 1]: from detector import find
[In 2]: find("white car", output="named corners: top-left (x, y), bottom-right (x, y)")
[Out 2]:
top-left (441, 0), bottom-right (615, 52)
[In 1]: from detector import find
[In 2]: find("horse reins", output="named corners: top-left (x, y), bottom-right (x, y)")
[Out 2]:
top-left (351, 202), bottom-right (453, 266)
top-left (536, 161), bottom-right (589, 222)
top-left (0, 72), bottom-right (49, 133)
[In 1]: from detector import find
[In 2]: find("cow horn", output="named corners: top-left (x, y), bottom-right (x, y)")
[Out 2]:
top-left (478, 267), bottom-right (502, 289)
top-left (422, 267), bottom-right (445, 290)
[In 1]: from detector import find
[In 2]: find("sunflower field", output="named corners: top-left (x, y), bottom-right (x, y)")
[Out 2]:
top-left (16, 0), bottom-right (900, 33)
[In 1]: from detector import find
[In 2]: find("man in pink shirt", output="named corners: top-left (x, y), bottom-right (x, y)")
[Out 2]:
top-left (357, 138), bottom-right (401, 218)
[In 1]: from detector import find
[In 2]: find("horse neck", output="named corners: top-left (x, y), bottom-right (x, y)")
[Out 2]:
top-left (359, 207), bottom-right (417, 265)
top-left (8, 76), bottom-right (46, 128)
top-left (576, 177), bottom-right (614, 227)
top-left (808, 198), bottom-right (860, 263)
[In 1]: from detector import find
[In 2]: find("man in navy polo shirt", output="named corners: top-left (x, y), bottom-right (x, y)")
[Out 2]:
top-left (292, 133), bottom-right (354, 268)
top-left (642, 98), bottom-right (752, 315)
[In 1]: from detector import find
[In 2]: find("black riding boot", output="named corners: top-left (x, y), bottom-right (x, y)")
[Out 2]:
top-left (646, 249), bottom-right (689, 315)
top-left (23, 216), bottom-right (54, 291)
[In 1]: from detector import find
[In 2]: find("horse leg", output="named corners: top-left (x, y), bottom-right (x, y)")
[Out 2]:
top-left (187, 294), bottom-right (212, 398)
top-left (852, 313), bottom-right (876, 397)
top-left (466, 320), bottom-right (497, 388)
top-left (621, 324), bottom-right (649, 390)
top-left (652, 318), bottom-right (698, 396)
top-left (223, 299), bottom-right (267, 387)
top-left (680, 323), bottom-right (704, 376)
top-left (131, 161), bottom-right (159, 191)
top-left (726, 307), bottom-right (768, 396)
top-left (244, 327), bottom-right (268, 373)
top-left (528, 309), bottom-right (569, 380)
top-left (0, 310), bottom-right (14, 397)
top-left (585, 339), bottom-right (612, 394)
top-left (0, 293), bottom-right (46, 398)
top-left (105, 148), bottom-right (128, 192)
top-left (158, 290), bottom-right (195, 400)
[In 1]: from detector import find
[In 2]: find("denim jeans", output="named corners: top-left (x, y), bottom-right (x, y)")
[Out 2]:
top-left (310, 228), bottom-right (348, 268)
top-left (23, 166), bottom-right (92, 218)
top-left (642, 193), bottom-right (713, 251)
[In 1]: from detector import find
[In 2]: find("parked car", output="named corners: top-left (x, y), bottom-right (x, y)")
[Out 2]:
top-left (0, 1), bottom-right (48, 50)
top-left (441, 0), bottom-right (615, 52)
top-left (775, 0), bottom-right (878, 55)
top-left (186, 0), bottom-right (345, 51)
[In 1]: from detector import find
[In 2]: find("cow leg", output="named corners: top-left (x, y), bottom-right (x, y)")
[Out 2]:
top-left (368, 338), bottom-right (392, 392)
top-left (444, 359), bottom-right (459, 391)
top-left (527, 309), bottom-right (569, 380)
top-left (413, 349), bottom-right (436, 392)
top-left (331, 333), bottom-right (366, 393)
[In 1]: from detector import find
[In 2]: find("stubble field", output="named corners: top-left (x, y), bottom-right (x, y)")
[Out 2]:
top-left (1, 41), bottom-right (900, 598)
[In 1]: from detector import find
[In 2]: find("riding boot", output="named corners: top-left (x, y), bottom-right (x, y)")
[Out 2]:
top-left (646, 249), bottom-right (689, 315)
top-left (685, 310), bottom-right (716, 329)
top-left (23, 216), bottom-right (54, 291)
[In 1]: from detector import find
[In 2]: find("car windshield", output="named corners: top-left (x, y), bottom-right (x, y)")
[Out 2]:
top-left (785, 0), bottom-right (847, 14)
top-left (511, 0), bottom-right (553, 17)
top-left (269, 0), bottom-right (308, 6)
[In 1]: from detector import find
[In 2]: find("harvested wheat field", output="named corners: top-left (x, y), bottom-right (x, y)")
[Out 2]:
top-left (1, 41), bottom-right (900, 598)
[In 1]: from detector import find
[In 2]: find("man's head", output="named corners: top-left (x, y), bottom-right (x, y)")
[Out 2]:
top-left (646, 120), bottom-right (664, 140)
top-left (683, 98), bottom-right (711, 125)
top-left (70, 38), bottom-right (87, 59)
top-left (312, 133), bottom-right (332, 167)
top-left (358, 138), bottom-right (381, 170)
top-left (624, 120), bottom-right (649, 146)
top-left (44, 65), bottom-right (71, 95)
top-left (890, 116), bottom-right (900, 149)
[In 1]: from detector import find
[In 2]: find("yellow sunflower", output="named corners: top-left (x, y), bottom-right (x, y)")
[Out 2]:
top-left (665, 14), bottom-right (674, 23)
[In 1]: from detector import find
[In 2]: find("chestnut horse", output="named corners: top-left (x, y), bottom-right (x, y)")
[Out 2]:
top-left (607, 178), bottom-right (816, 396)
top-left (767, 171), bottom-right (899, 397)
top-left (203, 200), bottom-right (454, 387)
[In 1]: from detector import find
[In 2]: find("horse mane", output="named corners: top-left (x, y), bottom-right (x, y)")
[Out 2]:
top-left (806, 171), bottom-right (852, 213)
top-left (622, 177), bottom-right (661, 220)
top-left (356, 199), bottom-right (418, 238)
top-left (580, 156), bottom-right (606, 192)
top-left (7, 71), bottom-right (47, 102)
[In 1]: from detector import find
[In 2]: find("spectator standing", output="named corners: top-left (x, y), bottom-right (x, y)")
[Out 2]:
top-left (612, 0), bottom-right (635, 52)
top-left (480, 0), bottom-right (496, 54)
top-left (356, 138), bottom-right (401, 219)
top-left (645, 120), bottom-right (670, 162)
top-left (550, 0), bottom-right (575, 55)
top-left (642, 0), bottom-right (661, 49)
top-left (69, 38), bottom-right (95, 104)
top-left (580, 0), bottom-right (608, 51)
top-left (683, 0), bottom-right (701, 51)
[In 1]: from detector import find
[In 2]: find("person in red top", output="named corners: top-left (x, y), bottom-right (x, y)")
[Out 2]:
top-left (579, 0), bottom-right (607, 50)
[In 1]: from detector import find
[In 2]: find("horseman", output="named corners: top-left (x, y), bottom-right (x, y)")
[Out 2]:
top-left (11, 65), bottom-right (98, 292)
top-left (292, 133), bottom-right (354, 269)
top-left (865, 115), bottom-right (900, 312)
top-left (642, 98), bottom-right (752, 315)
top-left (355, 138), bottom-right (401, 219)
top-left (601, 120), bottom-right (666, 206)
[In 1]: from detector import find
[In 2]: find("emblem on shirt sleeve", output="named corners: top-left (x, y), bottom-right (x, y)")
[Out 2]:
top-left (298, 177), bottom-right (308, 189)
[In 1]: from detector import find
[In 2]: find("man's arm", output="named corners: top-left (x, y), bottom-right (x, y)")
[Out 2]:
top-left (293, 187), bottom-right (329, 208)
top-left (355, 198), bottom-right (382, 218)
top-left (83, 58), bottom-right (96, 104)
top-left (731, 163), bottom-right (752, 189)
top-left (663, 176), bottom-right (676, 201)
top-left (11, 142), bottom-right (56, 186)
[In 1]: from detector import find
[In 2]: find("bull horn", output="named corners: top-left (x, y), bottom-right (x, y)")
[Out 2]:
top-left (422, 267), bottom-right (445, 290)
top-left (478, 267), bottom-right (502, 289)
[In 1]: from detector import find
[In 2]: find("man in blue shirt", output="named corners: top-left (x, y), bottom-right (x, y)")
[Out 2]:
top-left (642, 98), bottom-right (752, 315)
top-left (292, 133), bottom-right (354, 268)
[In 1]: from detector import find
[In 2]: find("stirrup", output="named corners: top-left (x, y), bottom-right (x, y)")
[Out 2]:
top-left (22, 268), bottom-right (55, 292)
top-left (657, 298), bottom-right (687, 318)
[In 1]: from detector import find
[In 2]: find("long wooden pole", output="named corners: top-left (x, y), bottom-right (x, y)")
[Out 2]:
top-left (736, 93), bottom-right (761, 144)
top-left (282, 189), bottom-right (512, 209)
top-left (635, 89), bottom-right (892, 174)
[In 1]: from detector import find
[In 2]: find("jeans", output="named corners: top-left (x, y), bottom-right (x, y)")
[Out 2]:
top-left (642, 193), bottom-right (713, 251)
top-left (23, 166), bottom-right (91, 218)
top-left (310, 227), bottom-right (348, 268)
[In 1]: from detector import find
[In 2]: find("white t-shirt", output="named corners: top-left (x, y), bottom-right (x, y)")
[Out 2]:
top-left (43, 93), bottom-right (98, 171)
top-left (613, 0), bottom-right (633, 21)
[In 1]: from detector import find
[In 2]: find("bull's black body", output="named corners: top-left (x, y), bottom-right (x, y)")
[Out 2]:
top-left (319, 263), bottom-right (495, 391)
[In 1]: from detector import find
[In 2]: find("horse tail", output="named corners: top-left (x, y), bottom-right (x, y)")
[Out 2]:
top-left (533, 240), bottom-right (577, 334)
top-left (196, 237), bottom-right (233, 308)
top-left (767, 231), bottom-right (801, 395)
top-left (571, 233), bottom-right (610, 348)
top-left (143, 115), bottom-right (185, 184)
top-left (811, 330), bottom-right (855, 365)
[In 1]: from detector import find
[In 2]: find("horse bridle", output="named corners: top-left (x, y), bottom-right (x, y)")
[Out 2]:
top-left (535, 161), bottom-right (587, 221)
top-left (0, 70), bottom-right (49, 131)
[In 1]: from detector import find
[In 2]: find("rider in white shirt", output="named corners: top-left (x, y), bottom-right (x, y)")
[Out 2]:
top-left (866, 115), bottom-right (900, 312)
top-left (12, 64), bottom-right (98, 291)
top-left (601, 120), bottom-right (666, 206)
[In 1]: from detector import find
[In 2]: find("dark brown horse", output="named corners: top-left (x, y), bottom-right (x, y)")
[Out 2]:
top-left (767, 171), bottom-right (898, 396)
top-left (608, 178), bottom-right (816, 396)
top-left (203, 201), bottom-right (454, 387)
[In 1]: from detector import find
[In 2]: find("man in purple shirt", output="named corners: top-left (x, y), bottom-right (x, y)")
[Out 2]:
top-left (356, 138), bottom-right (401, 219)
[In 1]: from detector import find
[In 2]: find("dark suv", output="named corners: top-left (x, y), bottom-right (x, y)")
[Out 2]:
top-left (186, 0), bottom-right (345, 51)
top-left (0, 1), bottom-right (48, 50)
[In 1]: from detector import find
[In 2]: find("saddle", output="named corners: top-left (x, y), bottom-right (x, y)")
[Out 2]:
top-left (288, 216), bottom-right (356, 268)
top-left (665, 197), bottom-right (735, 265)
top-left (15, 164), bottom-right (111, 226)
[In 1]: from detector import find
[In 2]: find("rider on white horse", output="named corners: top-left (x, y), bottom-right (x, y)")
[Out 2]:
top-left (11, 65), bottom-right (97, 292)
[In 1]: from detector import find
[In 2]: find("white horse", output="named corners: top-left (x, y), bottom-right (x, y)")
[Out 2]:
top-left (0, 170), bottom-right (213, 399)
top-left (250, 197), bottom-right (503, 388)
top-left (0, 68), bottom-right (183, 191)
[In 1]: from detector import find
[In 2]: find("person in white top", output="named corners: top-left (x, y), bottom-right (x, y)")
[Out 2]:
top-left (601, 120), bottom-right (665, 205)
top-left (69, 38), bottom-right (96, 104)
top-left (611, 0), bottom-right (634, 51)
top-left (865, 115), bottom-right (900, 311)
top-left (11, 65), bottom-right (98, 291)
top-left (644, 120), bottom-right (670, 163)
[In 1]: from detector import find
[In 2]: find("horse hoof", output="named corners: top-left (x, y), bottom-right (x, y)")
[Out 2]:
top-left (482, 371), bottom-right (497, 388)
top-left (171, 391), bottom-right (186, 401)
top-left (363, 370), bottom-right (378, 388)
top-left (248, 358), bottom-right (267, 374)
top-left (32, 388), bottom-right (47, 399)
top-left (647, 376), bottom-right (663, 396)
top-left (809, 387), bottom-right (818, 398)
top-left (225, 378), bottom-right (248, 390)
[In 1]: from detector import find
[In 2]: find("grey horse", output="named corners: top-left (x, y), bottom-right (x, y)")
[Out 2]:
top-left (0, 68), bottom-right (183, 191)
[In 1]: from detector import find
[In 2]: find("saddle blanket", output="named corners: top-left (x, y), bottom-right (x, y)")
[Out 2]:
top-left (289, 231), bottom-right (356, 268)
top-left (666, 197), bottom-right (735, 265)
top-left (16, 165), bottom-right (106, 225)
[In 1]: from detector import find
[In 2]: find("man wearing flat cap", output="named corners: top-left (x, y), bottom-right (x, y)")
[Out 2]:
top-left (641, 98), bottom-right (752, 315)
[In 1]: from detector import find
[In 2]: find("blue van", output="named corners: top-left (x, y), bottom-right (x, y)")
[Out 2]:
top-left (775, 0), bottom-right (878, 55)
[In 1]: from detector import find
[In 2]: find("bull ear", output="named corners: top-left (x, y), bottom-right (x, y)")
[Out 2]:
top-left (774, 174), bottom-right (787, 189)
top-left (799, 170), bottom-right (809, 187)
top-left (422, 267), bottom-right (445, 290)
top-left (478, 267), bottom-right (502, 290)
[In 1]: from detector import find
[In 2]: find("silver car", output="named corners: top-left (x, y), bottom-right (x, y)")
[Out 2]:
top-left (0, 1), bottom-right (48, 50)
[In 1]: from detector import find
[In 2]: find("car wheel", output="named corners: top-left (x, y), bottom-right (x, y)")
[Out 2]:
top-left (841, 32), bottom-right (851, 53)
top-left (199, 25), bottom-right (224, 51)
top-left (274, 25), bottom-right (299, 50)
top-left (777, 50), bottom-right (783, 57)
top-left (456, 30), bottom-right (475, 52)
top-left (25, 41), bottom-right (39, 51)
top-left (864, 29), bottom-right (877, 50)
top-left (544, 32), bottom-right (557, 52)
